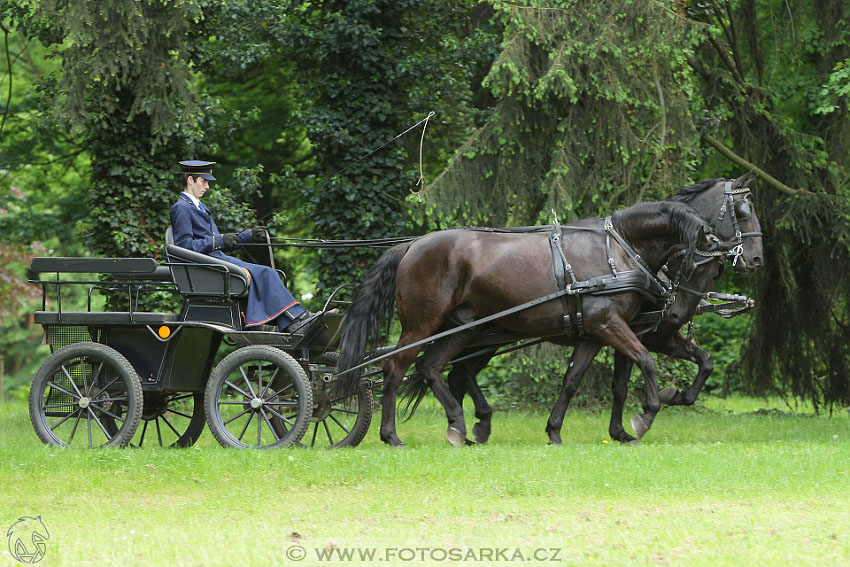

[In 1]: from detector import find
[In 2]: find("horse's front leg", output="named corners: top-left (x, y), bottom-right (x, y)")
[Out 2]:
top-left (447, 352), bottom-right (495, 444)
top-left (596, 321), bottom-right (661, 440)
top-left (657, 338), bottom-right (714, 406)
top-left (545, 341), bottom-right (602, 445)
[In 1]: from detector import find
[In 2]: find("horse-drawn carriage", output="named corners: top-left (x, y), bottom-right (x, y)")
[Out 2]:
top-left (27, 239), bottom-right (373, 449)
top-left (26, 175), bottom-right (761, 449)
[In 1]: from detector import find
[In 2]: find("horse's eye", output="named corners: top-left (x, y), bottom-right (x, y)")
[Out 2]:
top-left (734, 199), bottom-right (752, 221)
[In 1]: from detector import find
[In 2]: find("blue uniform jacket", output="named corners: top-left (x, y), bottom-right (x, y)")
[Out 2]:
top-left (170, 194), bottom-right (304, 328)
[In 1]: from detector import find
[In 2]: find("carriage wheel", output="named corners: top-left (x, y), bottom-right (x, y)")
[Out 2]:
top-left (29, 342), bottom-right (143, 448)
top-left (294, 353), bottom-right (373, 448)
top-left (204, 345), bottom-right (312, 449)
top-left (106, 391), bottom-right (206, 448)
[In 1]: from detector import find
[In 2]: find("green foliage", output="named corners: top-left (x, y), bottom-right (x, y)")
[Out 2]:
top-left (427, 0), bottom-right (707, 225)
top-left (286, 0), bottom-right (500, 289)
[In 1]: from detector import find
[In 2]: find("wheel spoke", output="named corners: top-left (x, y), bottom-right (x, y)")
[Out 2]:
top-left (224, 380), bottom-right (252, 399)
top-left (87, 411), bottom-right (93, 448)
top-left (310, 422), bottom-right (319, 447)
top-left (223, 407), bottom-right (252, 426)
top-left (268, 381), bottom-right (293, 399)
top-left (167, 393), bottom-right (194, 403)
top-left (260, 367), bottom-right (280, 399)
top-left (166, 408), bottom-right (193, 420)
top-left (257, 411), bottom-right (263, 446)
top-left (139, 420), bottom-right (149, 448)
top-left (47, 380), bottom-right (80, 400)
top-left (161, 414), bottom-right (182, 438)
top-left (89, 361), bottom-right (107, 395)
top-left (156, 417), bottom-right (163, 446)
top-left (67, 411), bottom-right (82, 444)
top-left (236, 411), bottom-right (253, 442)
top-left (323, 420), bottom-right (334, 445)
top-left (329, 407), bottom-right (359, 415)
top-left (329, 413), bottom-right (352, 434)
top-left (60, 365), bottom-right (84, 398)
top-left (239, 366), bottom-right (257, 398)
top-left (260, 409), bottom-right (280, 443)
top-left (47, 407), bottom-right (78, 431)
top-left (262, 405), bottom-right (294, 427)
top-left (88, 408), bottom-right (112, 440)
top-left (89, 403), bottom-right (124, 423)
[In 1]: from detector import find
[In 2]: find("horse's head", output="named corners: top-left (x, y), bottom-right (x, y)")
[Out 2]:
top-left (672, 172), bottom-right (764, 272)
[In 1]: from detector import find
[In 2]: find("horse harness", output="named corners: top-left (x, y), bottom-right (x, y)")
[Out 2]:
top-left (548, 215), bottom-right (681, 337)
top-left (719, 180), bottom-right (762, 267)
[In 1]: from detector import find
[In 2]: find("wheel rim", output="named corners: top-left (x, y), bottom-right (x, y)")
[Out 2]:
top-left (35, 352), bottom-right (136, 448)
top-left (211, 357), bottom-right (307, 448)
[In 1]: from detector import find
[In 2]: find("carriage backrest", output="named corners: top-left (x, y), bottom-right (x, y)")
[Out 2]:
top-left (165, 228), bottom-right (249, 298)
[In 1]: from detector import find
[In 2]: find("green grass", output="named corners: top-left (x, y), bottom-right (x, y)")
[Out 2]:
top-left (1, 396), bottom-right (849, 566)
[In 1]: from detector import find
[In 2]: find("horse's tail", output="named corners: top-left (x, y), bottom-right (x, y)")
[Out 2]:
top-left (335, 242), bottom-right (411, 397)
top-left (398, 367), bottom-right (430, 420)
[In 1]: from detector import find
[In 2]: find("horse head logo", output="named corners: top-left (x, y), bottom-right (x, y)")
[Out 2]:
top-left (7, 516), bottom-right (50, 564)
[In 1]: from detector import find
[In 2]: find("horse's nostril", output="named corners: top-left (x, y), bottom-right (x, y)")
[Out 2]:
top-left (753, 256), bottom-right (763, 267)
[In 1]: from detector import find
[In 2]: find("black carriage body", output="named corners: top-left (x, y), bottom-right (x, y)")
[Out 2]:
top-left (27, 254), bottom-right (366, 450)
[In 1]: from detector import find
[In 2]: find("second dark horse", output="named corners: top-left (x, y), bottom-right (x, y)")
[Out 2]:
top-left (336, 200), bottom-right (722, 447)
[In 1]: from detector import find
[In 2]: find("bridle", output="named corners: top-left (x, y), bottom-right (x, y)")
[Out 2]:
top-left (718, 180), bottom-right (762, 267)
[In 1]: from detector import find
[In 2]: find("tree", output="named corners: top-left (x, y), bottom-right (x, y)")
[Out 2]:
top-left (425, 0), bottom-right (706, 225)
top-left (285, 0), bottom-right (500, 290)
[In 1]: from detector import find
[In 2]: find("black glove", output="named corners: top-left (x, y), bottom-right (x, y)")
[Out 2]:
top-left (222, 233), bottom-right (239, 248)
top-left (251, 226), bottom-right (269, 243)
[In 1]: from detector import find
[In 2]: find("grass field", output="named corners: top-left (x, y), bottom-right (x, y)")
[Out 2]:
top-left (1, 395), bottom-right (849, 566)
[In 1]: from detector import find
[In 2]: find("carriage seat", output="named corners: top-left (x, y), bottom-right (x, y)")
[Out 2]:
top-left (165, 227), bottom-right (249, 298)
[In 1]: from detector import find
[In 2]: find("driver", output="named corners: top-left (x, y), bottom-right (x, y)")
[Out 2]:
top-left (170, 160), bottom-right (317, 333)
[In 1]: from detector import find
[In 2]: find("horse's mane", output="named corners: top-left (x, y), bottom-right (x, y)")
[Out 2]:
top-left (613, 201), bottom-right (706, 263)
top-left (671, 178), bottom-right (724, 204)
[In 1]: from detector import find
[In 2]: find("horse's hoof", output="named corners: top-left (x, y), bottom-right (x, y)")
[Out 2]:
top-left (630, 415), bottom-right (650, 439)
top-left (472, 423), bottom-right (490, 445)
top-left (446, 427), bottom-right (466, 446)
top-left (659, 388), bottom-right (679, 405)
top-left (628, 439), bottom-right (640, 446)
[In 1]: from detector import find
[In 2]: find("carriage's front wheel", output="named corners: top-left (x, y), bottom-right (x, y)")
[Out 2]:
top-left (205, 345), bottom-right (312, 448)
top-left (29, 342), bottom-right (143, 448)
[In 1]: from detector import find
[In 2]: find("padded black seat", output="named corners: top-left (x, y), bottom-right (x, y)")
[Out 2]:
top-left (165, 227), bottom-right (249, 298)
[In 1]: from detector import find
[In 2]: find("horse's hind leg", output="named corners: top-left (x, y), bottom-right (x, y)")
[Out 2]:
top-left (447, 352), bottom-right (495, 444)
top-left (380, 345), bottom-right (422, 447)
top-left (610, 352), bottom-right (637, 444)
top-left (546, 342), bottom-right (602, 445)
top-left (416, 330), bottom-right (480, 445)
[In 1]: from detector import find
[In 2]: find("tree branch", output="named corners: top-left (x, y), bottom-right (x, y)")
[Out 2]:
top-left (702, 133), bottom-right (807, 196)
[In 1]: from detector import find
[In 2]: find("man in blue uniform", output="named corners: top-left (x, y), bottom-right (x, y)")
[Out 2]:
top-left (170, 160), bottom-right (315, 333)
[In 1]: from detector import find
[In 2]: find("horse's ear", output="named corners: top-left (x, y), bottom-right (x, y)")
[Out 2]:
top-left (733, 169), bottom-right (756, 189)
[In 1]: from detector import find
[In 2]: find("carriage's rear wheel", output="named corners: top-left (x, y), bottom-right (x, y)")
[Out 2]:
top-left (204, 345), bottom-right (312, 448)
top-left (292, 353), bottom-right (373, 448)
top-left (106, 391), bottom-right (205, 448)
top-left (29, 342), bottom-right (143, 448)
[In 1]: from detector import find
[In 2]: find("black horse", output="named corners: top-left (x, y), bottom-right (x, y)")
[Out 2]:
top-left (443, 175), bottom-right (763, 444)
top-left (336, 200), bottom-right (724, 446)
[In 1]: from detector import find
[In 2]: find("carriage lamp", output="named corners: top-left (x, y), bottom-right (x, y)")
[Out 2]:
top-left (157, 326), bottom-right (171, 339)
